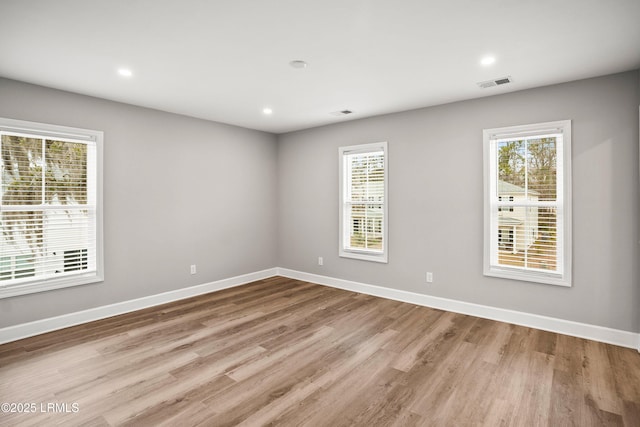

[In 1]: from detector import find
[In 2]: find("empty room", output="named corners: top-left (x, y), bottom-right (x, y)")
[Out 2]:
top-left (1, 0), bottom-right (639, 425)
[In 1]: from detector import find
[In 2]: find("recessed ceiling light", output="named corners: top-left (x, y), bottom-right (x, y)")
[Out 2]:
top-left (480, 56), bottom-right (496, 66)
top-left (289, 60), bottom-right (308, 69)
top-left (118, 68), bottom-right (133, 77)
top-left (263, 107), bottom-right (273, 115)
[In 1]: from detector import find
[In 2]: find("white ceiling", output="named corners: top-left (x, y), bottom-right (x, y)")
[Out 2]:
top-left (1, 0), bottom-right (639, 134)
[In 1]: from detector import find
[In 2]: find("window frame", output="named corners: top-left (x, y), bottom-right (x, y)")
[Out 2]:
top-left (0, 117), bottom-right (104, 298)
top-left (483, 120), bottom-right (572, 287)
top-left (338, 141), bottom-right (388, 263)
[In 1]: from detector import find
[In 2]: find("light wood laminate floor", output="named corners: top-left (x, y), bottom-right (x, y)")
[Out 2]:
top-left (1, 276), bottom-right (639, 426)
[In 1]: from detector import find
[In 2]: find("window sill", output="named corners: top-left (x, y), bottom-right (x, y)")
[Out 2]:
top-left (340, 249), bottom-right (388, 263)
top-left (0, 273), bottom-right (104, 299)
top-left (484, 266), bottom-right (570, 287)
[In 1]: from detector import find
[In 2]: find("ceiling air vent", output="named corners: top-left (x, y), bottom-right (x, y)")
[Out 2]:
top-left (330, 110), bottom-right (354, 116)
top-left (477, 76), bottom-right (513, 89)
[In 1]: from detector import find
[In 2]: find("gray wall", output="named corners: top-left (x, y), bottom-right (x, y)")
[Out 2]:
top-left (0, 78), bottom-right (278, 327)
top-left (1, 71), bottom-right (638, 334)
top-left (278, 71), bottom-right (640, 333)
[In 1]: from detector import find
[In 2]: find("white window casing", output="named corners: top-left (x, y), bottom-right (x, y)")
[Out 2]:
top-left (0, 117), bottom-right (103, 298)
top-left (339, 142), bottom-right (388, 263)
top-left (483, 120), bottom-right (571, 287)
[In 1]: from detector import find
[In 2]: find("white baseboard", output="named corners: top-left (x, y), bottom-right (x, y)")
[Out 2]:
top-left (0, 268), bottom-right (278, 345)
top-left (276, 268), bottom-right (640, 350)
top-left (2, 267), bottom-right (639, 351)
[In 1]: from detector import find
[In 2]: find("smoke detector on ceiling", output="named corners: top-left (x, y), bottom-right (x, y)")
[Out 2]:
top-left (330, 110), bottom-right (354, 116)
top-left (477, 76), bottom-right (513, 89)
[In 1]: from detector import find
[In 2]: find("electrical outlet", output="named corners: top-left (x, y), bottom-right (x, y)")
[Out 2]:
top-left (318, 257), bottom-right (323, 266)
top-left (426, 272), bottom-right (433, 283)
top-left (190, 264), bottom-right (197, 275)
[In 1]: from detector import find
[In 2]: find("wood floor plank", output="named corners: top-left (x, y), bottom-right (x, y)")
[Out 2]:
top-left (234, 329), bottom-right (398, 427)
top-left (1, 277), bottom-right (639, 426)
top-left (583, 339), bottom-right (623, 414)
top-left (279, 349), bottom-right (399, 427)
top-left (549, 368), bottom-right (584, 426)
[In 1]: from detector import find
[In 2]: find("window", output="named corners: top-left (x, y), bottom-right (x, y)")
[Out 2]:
top-left (0, 255), bottom-right (35, 281)
top-left (0, 117), bottom-right (103, 298)
top-left (483, 120), bottom-right (571, 286)
top-left (64, 249), bottom-right (88, 272)
top-left (498, 196), bottom-right (514, 212)
top-left (339, 142), bottom-right (388, 263)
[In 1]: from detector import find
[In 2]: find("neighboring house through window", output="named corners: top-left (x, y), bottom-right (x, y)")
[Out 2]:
top-left (483, 120), bottom-right (571, 286)
top-left (0, 117), bottom-right (103, 298)
top-left (339, 142), bottom-right (388, 263)
top-left (497, 183), bottom-right (537, 252)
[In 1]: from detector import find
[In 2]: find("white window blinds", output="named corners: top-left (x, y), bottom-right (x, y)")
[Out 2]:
top-left (339, 142), bottom-right (388, 263)
top-left (0, 118), bottom-right (103, 298)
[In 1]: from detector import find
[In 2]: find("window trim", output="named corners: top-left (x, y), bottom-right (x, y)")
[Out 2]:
top-left (483, 120), bottom-right (572, 287)
top-left (0, 117), bottom-right (104, 298)
top-left (338, 141), bottom-right (388, 263)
